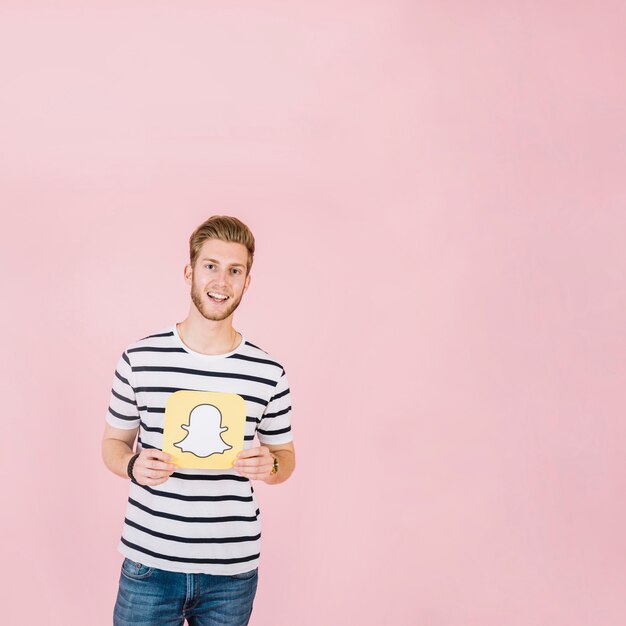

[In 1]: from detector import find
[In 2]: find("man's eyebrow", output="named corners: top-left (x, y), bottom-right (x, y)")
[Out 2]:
top-left (200, 258), bottom-right (246, 268)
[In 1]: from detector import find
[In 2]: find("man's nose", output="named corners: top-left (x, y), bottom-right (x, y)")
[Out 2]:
top-left (215, 269), bottom-right (230, 286)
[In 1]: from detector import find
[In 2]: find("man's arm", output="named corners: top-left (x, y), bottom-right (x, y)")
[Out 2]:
top-left (102, 423), bottom-right (176, 486)
top-left (234, 441), bottom-right (295, 485)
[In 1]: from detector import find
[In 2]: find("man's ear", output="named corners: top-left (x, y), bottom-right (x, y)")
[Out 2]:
top-left (184, 264), bottom-right (193, 285)
top-left (243, 273), bottom-right (251, 293)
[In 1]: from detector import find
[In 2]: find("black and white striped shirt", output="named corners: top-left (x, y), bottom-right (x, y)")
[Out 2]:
top-left (106, 325), bottom-right (293, 575)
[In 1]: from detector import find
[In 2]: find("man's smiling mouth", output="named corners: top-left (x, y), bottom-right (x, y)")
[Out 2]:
top-left (208, 291), bottom-right (229, 302)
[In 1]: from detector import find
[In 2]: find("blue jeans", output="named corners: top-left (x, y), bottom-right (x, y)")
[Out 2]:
top-left (114, 558), bottom-right (258, 626)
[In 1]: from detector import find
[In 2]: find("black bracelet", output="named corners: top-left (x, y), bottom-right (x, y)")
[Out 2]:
top-left (127, 453), bottom-right (140, 484)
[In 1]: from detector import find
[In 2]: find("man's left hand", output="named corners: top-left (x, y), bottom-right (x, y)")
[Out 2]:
top-left (233, 446), bottom-right (274, 481)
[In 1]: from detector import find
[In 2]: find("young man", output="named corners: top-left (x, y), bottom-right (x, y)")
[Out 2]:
top-left (102, 216), bottom-right (295, 626)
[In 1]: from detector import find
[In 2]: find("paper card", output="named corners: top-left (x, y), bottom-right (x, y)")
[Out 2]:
top-left (162, 391), bottom-right (246, 470)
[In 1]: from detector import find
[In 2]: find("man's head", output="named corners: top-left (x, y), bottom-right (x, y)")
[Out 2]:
top-left (185, 216), bottom-right (255, 322)
top-left (189, 215), bottom-right (255, 274)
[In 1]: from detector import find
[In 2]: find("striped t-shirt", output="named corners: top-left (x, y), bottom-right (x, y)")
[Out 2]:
top-left (105, 325), bottom-right (293, 575)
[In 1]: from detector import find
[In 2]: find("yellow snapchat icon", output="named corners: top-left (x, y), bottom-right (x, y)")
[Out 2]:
top-left (162, 391), bottom-right (246, 469)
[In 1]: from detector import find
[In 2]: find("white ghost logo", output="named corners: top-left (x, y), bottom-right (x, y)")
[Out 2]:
top-left (174, 404), bottom-right (232, 458)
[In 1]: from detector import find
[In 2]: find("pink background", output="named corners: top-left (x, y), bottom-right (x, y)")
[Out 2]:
top-left (1, 2), bottom-right (625, 624)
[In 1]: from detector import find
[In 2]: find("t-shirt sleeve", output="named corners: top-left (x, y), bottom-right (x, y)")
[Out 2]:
top-left (257, 370), bottom-right (293, 445)
top-left (105, 351), bottom-right (140, 430)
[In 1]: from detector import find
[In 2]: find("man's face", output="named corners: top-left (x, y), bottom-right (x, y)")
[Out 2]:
top-left (186, 239), bottom-right (251, 322)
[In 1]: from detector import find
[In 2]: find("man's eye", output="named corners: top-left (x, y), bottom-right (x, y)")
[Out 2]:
top-left (205, 264), bottom-right (215, 270)
top-left (230, 268), bottom-right (241, 275)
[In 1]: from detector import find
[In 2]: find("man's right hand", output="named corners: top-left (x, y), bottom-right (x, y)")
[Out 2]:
top-left (130, 449), bottom-right (177, 486)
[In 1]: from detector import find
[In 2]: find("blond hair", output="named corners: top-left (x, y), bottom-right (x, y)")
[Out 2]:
top-left (189, 216), bottom-right (255, 273)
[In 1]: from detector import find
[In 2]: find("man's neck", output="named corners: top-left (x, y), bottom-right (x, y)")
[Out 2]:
top-left (177, 311), bottom-right (240, 355)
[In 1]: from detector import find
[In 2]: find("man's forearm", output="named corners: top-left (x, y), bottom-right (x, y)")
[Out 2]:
top-left (264, 448), bottom-right (295, 485)
top-left (102, 438), bottom-right (135, 479)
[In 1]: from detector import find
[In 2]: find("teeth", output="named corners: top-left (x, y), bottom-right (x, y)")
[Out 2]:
top-left (208, 292), bottom-right (228, 300)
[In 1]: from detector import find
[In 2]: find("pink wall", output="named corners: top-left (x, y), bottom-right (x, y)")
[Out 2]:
top-left (2, 2), bottom-right (625, 624)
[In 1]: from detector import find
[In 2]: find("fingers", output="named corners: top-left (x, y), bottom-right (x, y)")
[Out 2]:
top-left (133, 467), bottom-right (175, 486)
top-left (234, 467), bottom-right (272, 480)
top-left (133, 449), bottom-right (177, 486)
top-left (137, 474), bottom-right (171, 486)
top-left (139, 459), bottom-right (176, 472)
top-left (141, 449), bottom-right (174, 464)
top-left (236, 447), bottom-right (265, 460)
top-left (236, 445), bottom-right (271, 461)
top-left (138, 449), bottom-right (175, 469)
top-left (234, 446), bottom-right (273, 480)
top-left (234, 455), bottom-right (271, 469)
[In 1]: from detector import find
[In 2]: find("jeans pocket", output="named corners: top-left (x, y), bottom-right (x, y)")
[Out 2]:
top-left (121, 557), bottom-right (154, 581)
top-left (230, 568), bottom-right (258, 580)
